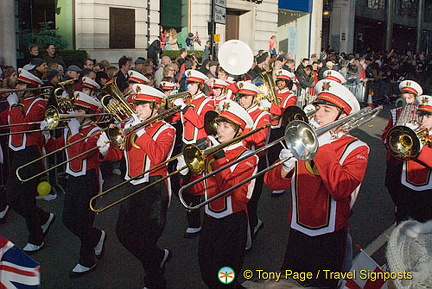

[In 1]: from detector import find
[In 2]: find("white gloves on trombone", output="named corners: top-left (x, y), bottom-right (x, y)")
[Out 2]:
top-left (68, 118), bottom-right (80, 135)
top-left (97, 131), bottom-right (110, 156)
top-left (304, 104), bottom-right (315, 114)
top-left (40, 120), bottom-right (51, 140)
top-left (279, 149), bottom-right (297, 172)
top-left (260, 99), bottom-right (272, 110)
top-left (174, 98), bottom-right (187, 110)
top-left (7, 93), bottom-right (18, 107)
top-left (176, 155), bottom-right (189, 175)
top-left (405, 123), bottom-right (417, 130)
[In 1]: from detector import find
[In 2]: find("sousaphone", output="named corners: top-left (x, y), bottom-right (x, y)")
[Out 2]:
top-left (218, 39), bottom-right (254, 76)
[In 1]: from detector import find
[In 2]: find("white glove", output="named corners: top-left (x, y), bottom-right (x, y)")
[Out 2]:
top-left (309, 118), bottom-right (320, 129)
top-left (208, 135), bottom-right (220, 146)
top-left (260, 98), bottom-right (272, 109)
top-left (97, 131), bottom-right (110, 156)
top-left (173, 98), bottom-right (187, 110)
top-left (304, 104), bottom-right (315, 114)
top-left (405, 123), bottom-right (418, 130)
top-left (176, 155), bottom-right (189, 175)
top-left (40, 120), bottom-right (51, 140)
top-left (279, 149), bottom-right (297, 172)
top-left (318, 131), bottom-right (333, 147)
top-left (68, 118), bottom-right (80, 135)
top-left (7, 93), bottom-right (18, 107)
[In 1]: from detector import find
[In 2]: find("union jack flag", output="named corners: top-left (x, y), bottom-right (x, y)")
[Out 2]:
top-left (0, 236), bottom-right (40, 289)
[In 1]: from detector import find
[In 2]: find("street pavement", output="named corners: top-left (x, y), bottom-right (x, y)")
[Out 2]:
top-left (0, 104), bottom-right (395, 289)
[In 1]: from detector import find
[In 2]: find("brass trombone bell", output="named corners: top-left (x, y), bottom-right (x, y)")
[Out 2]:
top-left (386, 125), bottom-right (429, 159)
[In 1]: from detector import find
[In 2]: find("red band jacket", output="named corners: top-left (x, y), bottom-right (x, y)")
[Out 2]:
top-left (401, 134), bottom-right (432, 191)
top-left (204, 141), bottom-right (258, 218)
top-left (103, 119), bottom-right (176, 186)
top-left (45, 123), bottom-right (101, 177)
top-left (243, 104), bottom-right (271, 157)
top-left (8, 96), bottom-right (46, 151)
top-left (270, 89), bottom-right (297, 128)
top-left (264, 134), bottom-right (369, 236)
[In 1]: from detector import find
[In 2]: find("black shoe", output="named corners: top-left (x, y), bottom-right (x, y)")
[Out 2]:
top-left (69, 263), bottom-right (96, 278)
top-left (94, 230), bottom-right (107, 260)
top-left (23, 242), bottom-right (44, 253)
top-left (0, 205), bottom-right (9, 225)
top-left (271, 190), bottom-right (285, 198)
top-left (160, 248), bottom-right (172, 273)
top-left (183, 227), bottom-right (201, 238)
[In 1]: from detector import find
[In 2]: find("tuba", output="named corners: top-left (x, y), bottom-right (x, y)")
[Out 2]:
top-left (254, 69), bottom-right (278, 109)
top-left (218, 40), bottom-right (254, 76)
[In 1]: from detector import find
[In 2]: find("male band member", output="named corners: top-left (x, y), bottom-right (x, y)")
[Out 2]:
top-left (390, 94), bottom-right (432, 223)
top-left (264, 82), bottom-right (369, 288)
top-left (260, 69), bottom-right (297, 197)
top-left (382, 80), bottom-right (422, 223)
top-left (198, 100), bottom-right (258, 289)
top-left (98, 84), bottom-right (175, 289)
top-left (236, 81), bottom-right (271, 246)
top-left (7, 68), bottom-right (55, 252)
top-left (42, 91), bottom-right (107, 276)
top-left (160, 81), bottom-right (177, 96)
top-left (172, 69), bottom-right (214, 238)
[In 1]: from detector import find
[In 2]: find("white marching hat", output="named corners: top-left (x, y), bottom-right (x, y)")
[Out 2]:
top-left (313, 80), bottom-right (360, 115)
top-left (387, 219), bottom-right (432, 289)
top-left (217, 99), bottom-right (254, 130)
top-left (82, 77), bottom-right (101, 91)
top-left (132, 84), bottom-right (166, 103)
top-left (212, 78), bottom-right (229, 89)
top-left (236, 81), bottom-right (262, 96)
top-left (17, 68), bottom-right (44, 87)
top-left (160, 81), bottom-right (176, 91)
top-left (399, 80), bottom-right (423, 96)
top-left (128, 70), bottom-right (150, 84)
top-left (417, 95), bottom-right (432, 113)
top-left (185, 69), bottom-right (209, 84)
top-left (322, 70), bottom-right (346, 84)
top-left (74, 91), bottom-right (102, 112)
top-left (275, 69), bottom-right (295, 81)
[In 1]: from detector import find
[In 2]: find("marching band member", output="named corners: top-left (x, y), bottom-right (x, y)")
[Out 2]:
top-left (7, 68), bottom-right (55, 253)
top-left (81, 76), bottom-right (101, 98)
top-left (126, 70), bottom-right (150, 101)
top-left (264, 82), bottom-right (369, 288)
top-left (42, 91), bottom-right (107, 276)
top-left (198, 99), bottom-right (258, 289)
top-left (217, 67), bottom-right (237, 98)
top-left (172, 69), bottom-right (214, 238)
top-left (382, 80), bottom-right (422, 223)
top-left (98, 84), bottom-right (175, 289)
top-left (262, 69), bottom-right (297, 198)
top-left (394, 94), bottom-right (432, 223)
top-left (160, 80), bottom-right (177, 96)
top-left (236, 81), bottom-right (271, 246)
top-left (210, 78), bottom-right (230, 109)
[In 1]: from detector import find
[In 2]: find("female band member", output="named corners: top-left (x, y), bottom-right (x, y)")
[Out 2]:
top-left (98, 84), bottom-right (175, 289)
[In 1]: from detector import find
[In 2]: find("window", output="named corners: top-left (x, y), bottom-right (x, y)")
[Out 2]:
top-left (367, 0), bottom-right (385, 9)
top-left (109, 8), bottom-right (135, 49)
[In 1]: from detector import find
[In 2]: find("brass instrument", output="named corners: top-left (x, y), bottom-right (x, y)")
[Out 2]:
top-left (162, 91), bottom-right (191, 109)
top-left (179, 105), bottom-right (383, 211)
top-left (385, 103), bottom-right (429, 159)
top-left (16, 127), bottom-right (109, 182)
top-left (255, 69), bottom-right (278, 109)
top-left (100, 78), bottom-right (135, 122)
top-left (217, 40), bottom-right (254, 76)
top-left (51, 79), bottom-right (75, 113)
top-left (44, 105), bottom-right (112, 130)
top-left (0, 86), bottom-right (54, 100)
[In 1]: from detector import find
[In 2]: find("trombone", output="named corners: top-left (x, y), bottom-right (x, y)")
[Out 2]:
top-left (15, 127), bottom-right (109, 182)
top-left (178, 105), bottom-right (383, 211)
top-left (0, 86), bottom-right (54, 95)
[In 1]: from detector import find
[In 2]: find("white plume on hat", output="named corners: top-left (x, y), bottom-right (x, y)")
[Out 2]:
top-left (386, 219), bottom-right (432, 289)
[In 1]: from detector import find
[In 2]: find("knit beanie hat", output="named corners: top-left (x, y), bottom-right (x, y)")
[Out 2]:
top-left (386, 219), bottom-right (432, 289)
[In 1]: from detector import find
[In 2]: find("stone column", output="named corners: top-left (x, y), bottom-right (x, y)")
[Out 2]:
top-left (0, 0), bottom-right (17, 66)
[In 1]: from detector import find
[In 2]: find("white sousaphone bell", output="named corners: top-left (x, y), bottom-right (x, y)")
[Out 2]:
top-left (218, 39), bottom-right (254, 76)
